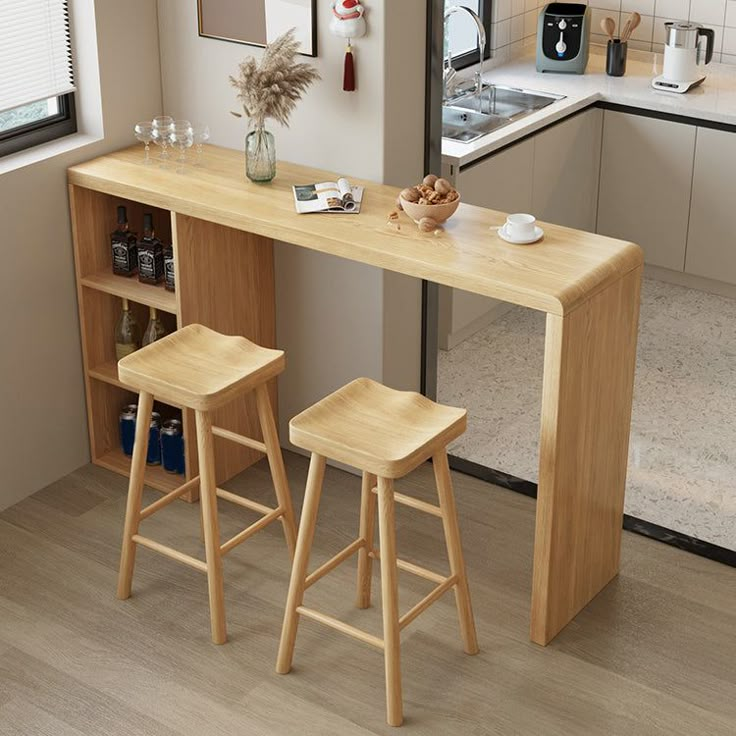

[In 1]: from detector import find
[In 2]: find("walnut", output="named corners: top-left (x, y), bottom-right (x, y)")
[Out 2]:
top-left (434, 178), bottom-right (452, 195)
top-left (400, 187), bottom-right (420, 203)
top-left (423, 174), bottom-right (438, 187)
top-left (418, 216), bottom-right (438, 232)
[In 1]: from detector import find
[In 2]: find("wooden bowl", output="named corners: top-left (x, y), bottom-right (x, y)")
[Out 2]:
top-left (400, 195), bottom-right (461, 224)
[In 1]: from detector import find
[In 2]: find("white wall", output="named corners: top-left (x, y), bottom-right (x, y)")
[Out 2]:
top-left (0, 0), bottom-right (163, 511)
top-left (157, 0), bottom-right (426, 444)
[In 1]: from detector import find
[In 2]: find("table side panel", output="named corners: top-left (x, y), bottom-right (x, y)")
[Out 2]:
top-left (173, 213), bottom-right (277, 485)
top-left (532, 265), bottom-right (643, 645)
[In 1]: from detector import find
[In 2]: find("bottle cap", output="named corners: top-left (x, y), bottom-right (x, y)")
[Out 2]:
top-left (143, 213), bottom-right (154, 231)
top-left (117, 205), bottom-right (127, 224)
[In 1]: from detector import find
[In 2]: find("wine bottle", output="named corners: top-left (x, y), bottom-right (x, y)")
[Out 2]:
top-left (163, 242), bottom-right (175, 292)
top-left (115, 298), bottom-right (141, 360)
top-left (142, 307), bottom-right (167, 346)
top-left (111, 205), bottom-right (138, 277)
top-left (137, 213), bottom-right (164, 284)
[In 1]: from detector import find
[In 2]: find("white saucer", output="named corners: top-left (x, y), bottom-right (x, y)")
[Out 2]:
top-left (497, 224), bottom-right (544, 245)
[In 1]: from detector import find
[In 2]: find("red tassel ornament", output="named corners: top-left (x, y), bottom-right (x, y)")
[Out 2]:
top-left (343, 41), bottom-right (356, 91)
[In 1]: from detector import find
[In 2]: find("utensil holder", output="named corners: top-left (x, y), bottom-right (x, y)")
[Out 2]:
top-left (606, 40), bottom-right (627, 77)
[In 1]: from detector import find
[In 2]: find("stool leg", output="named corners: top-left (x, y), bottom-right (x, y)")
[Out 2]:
top-left (276, 452), bottom-right (326, 674)
top-left (196, 410), bottom-right (227, 645)
top-left (117, 391), bottom-right (154, 600)
top-left (433, 450), bottom-right (479, 656)
top-left (377, 476), bottom-right (403, 727)
top-left (255, 384), bottom-right (297, 557)
top-left (356, 471), bottom-right (377, 608)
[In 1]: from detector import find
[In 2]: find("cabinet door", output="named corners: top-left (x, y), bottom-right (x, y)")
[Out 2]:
top-left (442, 139), bottom-right (534, 349)
top-left (457, 137), bottom-right (534, 213)
top-left (685, 127), bottom-right (736, 284)
top-left (597, 110), bottom-right (695, 271)
top-left (532, 108), bottom-right (602, 232)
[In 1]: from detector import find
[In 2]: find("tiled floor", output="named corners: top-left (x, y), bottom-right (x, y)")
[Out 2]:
top-left (438, 277), bottom-right (736, 552)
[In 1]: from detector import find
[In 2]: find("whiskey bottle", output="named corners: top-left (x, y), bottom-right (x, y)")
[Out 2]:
top-left (115, 298), bottom-right (141, 360)
top-left (163, 243), bottom-right (175, 292)
top-left (111, 205), bottom-right (138, 276)
top-left (141, 307), bottom-right (167, 346)
top-left (137, 213), bottom-right (164, 284)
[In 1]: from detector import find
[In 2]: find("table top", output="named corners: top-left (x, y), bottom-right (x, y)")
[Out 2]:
top-left (68, 144), bottom-right (642, 316)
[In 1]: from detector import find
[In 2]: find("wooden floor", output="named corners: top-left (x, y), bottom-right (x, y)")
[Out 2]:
top-left (1, 453), bottom-right (734, 735)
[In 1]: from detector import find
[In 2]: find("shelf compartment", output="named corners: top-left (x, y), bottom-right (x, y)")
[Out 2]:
top-left (96, 447), bottom-right (183, 494)
top-left (88, 360), bottom-right (183, 409)
top-left (81, 271), bottom-right (177, 314)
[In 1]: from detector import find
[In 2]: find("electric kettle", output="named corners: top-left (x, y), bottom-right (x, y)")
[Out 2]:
top-left (652, 21), bottom-right (715, 93)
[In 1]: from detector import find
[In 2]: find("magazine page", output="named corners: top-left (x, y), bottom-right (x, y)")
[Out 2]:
top-left (293, 178), bottom-right (363, 214)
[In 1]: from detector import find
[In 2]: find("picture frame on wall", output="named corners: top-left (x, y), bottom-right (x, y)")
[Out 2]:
top-left (197, 0), bottom-right (318, 57)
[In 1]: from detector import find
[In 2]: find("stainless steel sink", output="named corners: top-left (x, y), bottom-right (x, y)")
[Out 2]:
top-left (442, 107), bottom-right (510, 143)
top-left (443, 84), bottom-right (564, 143)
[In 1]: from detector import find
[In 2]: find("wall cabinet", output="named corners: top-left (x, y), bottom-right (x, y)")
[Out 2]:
top-left (686, 127), bottom-right (736, 284)
top-left (597, 110), bottom-right (696, 272)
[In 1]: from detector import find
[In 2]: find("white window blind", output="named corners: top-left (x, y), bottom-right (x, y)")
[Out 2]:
top-left (0, 0), bottom-right (75, 114)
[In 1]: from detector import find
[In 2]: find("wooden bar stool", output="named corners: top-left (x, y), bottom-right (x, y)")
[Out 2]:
top-left (276, 377), bottom-right (479, 726)
top-left (116, 323), bottom-right (297, 644)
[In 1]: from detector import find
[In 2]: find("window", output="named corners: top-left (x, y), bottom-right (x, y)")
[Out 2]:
top-left (0, 0), bottom-right (77, 158)
top-left (445, 0), bottom-right (492, 70)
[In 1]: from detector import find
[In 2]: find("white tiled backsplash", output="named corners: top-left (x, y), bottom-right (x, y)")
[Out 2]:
top-left (489, 0), bottom-right (736, 65)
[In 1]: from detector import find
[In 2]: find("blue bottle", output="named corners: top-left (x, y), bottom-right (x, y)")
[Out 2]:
top-left (119, 404), bottom-right (137, 456)
top-left (161, 419), bottom-right (185, 474)
top-left (147, 412), bottom-right (162, 465)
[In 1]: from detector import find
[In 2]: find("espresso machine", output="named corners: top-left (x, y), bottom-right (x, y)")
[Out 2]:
top-left (652, 21), bottom-right (715, 93)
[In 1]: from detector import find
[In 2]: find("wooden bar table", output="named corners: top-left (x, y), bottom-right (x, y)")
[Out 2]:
top-left (68, 145), bottom-right (643, 645)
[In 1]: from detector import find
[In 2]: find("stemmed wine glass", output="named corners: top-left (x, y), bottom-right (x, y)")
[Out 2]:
top-left (169, 120), bottom-right (193, 173)
top-left (151, 116), bottom-right (175, 165)
top-left (134, 121), bottom-right (154, 164)
top-left (191, 123), bottom-right (210, 167)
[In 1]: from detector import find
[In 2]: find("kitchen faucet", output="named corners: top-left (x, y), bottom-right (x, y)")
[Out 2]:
top-left (443, 4), bottom-right (487, 111)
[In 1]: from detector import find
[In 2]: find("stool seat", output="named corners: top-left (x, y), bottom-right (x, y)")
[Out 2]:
top-left (116, 324), bottom-right (296, 645)
top-left (289, 377), bottom-right (466, 479)
top-left (118, 324), bottom-right (284, 411)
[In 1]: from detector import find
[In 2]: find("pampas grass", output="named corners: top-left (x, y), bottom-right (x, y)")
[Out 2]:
top-left (230, 28), bottom-right (320, 129)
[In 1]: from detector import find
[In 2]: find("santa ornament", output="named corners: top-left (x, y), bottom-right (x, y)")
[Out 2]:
top-left (330, 0), bottom-right (367, 91)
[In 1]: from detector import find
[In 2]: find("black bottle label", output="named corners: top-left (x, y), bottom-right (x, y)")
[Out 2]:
top-left (164, 254), bottom-right (175, 291)
top-left (111, 237), bottom-right (137, 276)
top-left (138, 246), bottom-right (164, 283)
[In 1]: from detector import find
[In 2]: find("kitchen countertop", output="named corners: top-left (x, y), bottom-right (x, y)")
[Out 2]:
top-left (443, 47), bottom-right (736, 168)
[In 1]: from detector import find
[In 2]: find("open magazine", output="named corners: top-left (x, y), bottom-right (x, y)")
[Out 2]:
top-left (293, 178), bottom-right (364, 214)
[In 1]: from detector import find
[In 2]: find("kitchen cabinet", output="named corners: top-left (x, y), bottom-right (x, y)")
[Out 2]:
top-left (457, 137), bottom-right (534, 213)
top-left (442, 112), bottom-right (602, 350)
top-left (685, 127), bottom-right (736, 284)
top-left (597, 110), bottom-right (696, 272)
top-left (532, 108), bottom-right (602, 232)
top-left (442, 138), bottom-right (535, 350)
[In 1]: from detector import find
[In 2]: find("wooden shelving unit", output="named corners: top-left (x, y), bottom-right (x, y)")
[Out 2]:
top-left (80, 271), bottom-right (178, 313)
top-left (68, 172), bottom-right (277, 500)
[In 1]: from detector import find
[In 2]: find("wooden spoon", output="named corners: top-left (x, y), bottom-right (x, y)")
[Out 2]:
top-left (622, 12), bottom-right (641, 42)
top-left (600, 17), bottom-right (616, 41)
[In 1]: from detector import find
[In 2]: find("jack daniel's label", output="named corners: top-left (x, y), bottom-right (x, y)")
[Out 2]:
top-left (111, 237), bottom-right (137, 276)
top-left (138, 245), bottom-right (164, 283)
top-left (164, 251), bottom-right (175, 291)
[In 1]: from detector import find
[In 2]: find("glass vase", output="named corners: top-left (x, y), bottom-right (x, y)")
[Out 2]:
top-left (245, 124), bottom-right (276, 183)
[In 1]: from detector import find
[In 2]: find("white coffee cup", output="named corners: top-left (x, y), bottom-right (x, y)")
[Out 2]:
top-left (504, 213), bottom-right (536, 240)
